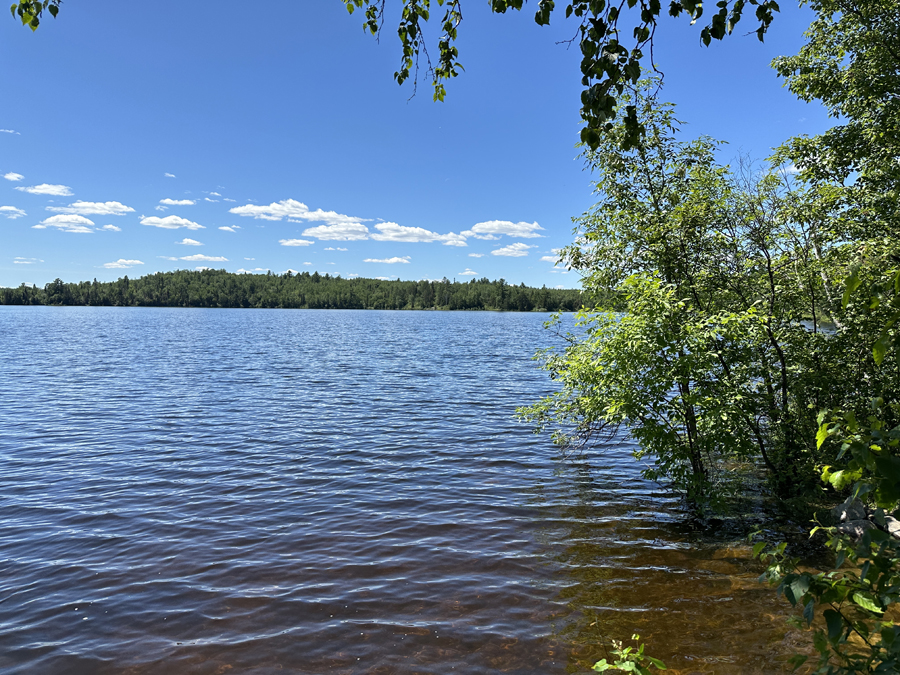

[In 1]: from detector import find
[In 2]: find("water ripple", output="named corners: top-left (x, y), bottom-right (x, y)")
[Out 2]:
top-left (0, 307), bottom-right (801, 673)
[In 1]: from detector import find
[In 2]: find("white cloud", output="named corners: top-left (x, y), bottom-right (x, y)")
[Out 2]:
top-left (140, 215), bottom-right (204, 230)
top-left (464, 220), bottom-right (544, 239)
top-left (458, 268), bottom-right (477, 276)
top-left (302, 221), bottom-right (369, 240)
top-left (180, 254), bottom-right (228, 262)
top-left (279, 238), bottom-right (314, 247)
top-left (324, 246), bottom-right (348, 251)
top-left (540, 255), bottom-right (559, 263)
top-left (441, 233), bottom-right (468, 247)
top-left (15, 183), bottom-right (74, 197)
top-left (303, 262), bottom-right (313, 265)
top-left (556, 285), bottom-right (566, 289)
top-left (33, 214), bottom-right (95, 233)
top-left (165, 172), bottom-right (176, 178)
top-left (0, 129), bottom-right (20, 135)
top-left (244, 257), bottom-right (255, 260)
top-left (14, 257), bottom-right (43, 264)
top-left (177, 238), bottom-right (203, 246)
top-left (155, 205), bottom-right (168, 212)
top-left (1, 206), bottom-right (26, 219)
top-left (101, 224), bottom-right (122, 232)
top-left (195, 266), bottom-right (211, 271)
top-left (3, 172), bottom-right (24, 181)
top-left (375, 276), bottom-right (397, 280)
top-left (237, 267), bottom-right (269, 274)
top-left (160, 198), bottom-right (195, 206)
top-left (46, 200), bottom-right (134, 216)
top-left (223, 198), bottom-right (236, 202)
top-left (208, 191), bottom-right (222, 197)
top-left (348, 273), bottom-right (359, 278)
top-left (369, 221), bottom-right (467, 246)
top-left (219, 226), bottom-right (237, 233)
top-left (491, 242), bottom-right (536, 257)
top-left (364, 256), bottom-right (411, 264)
top-left (103, 259), bottom-right (144, 269)
top-left (204, 197), bottom-right (218, 203)
top-left (231, 199), bottom-right (369, 239)
top-left (468, 253), bottom-right (485, 258)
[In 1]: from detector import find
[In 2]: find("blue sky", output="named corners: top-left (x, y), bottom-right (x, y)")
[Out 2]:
top-left (1, 1), bottom-right (830, 289)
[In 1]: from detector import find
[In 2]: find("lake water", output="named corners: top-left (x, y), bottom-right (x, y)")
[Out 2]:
top-left (0, 307), bottom-right (806, 674)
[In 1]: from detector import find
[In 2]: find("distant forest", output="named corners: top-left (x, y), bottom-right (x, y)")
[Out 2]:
top-left (0, 269), bottom-right (586, 312)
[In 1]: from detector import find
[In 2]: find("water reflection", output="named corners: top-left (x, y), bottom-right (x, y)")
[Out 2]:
top-left (533, 447), bottom-right (812, 673)
top-left (0, 307), bottom-right (812, 674)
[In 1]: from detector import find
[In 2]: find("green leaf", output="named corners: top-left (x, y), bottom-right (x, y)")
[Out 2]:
top-left (816, 423), bottom-right (830, 449)
top-left (872, 331), bottom-right (890, 365)
top-left (802, 598), bottom-right (815, 627)
top-left (851, 592), bottom-right (883, 614)
top-left (843, 266), bottom-right (862, 309)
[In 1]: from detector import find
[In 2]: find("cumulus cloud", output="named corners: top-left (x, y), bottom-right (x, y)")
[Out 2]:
top-left (491, 242), bottom-right (536, 257)
top-left (231, 198), bottom-right (366, 226)
top-left (540, 255), bottom-right (559, 263)
top-left (15, 183), bottom-right (74, 197)
top-left (195, 266), bottom-right (211, 271)
top-left (160, 198), bottom-right (195, 206)
top-left (101, 224), bottom-right (122, 232)
top-left (324, 247), bottom-right (348, 251)
top-left (237, 267), bottom-right (269, 274)
top-left (1, 206), bottom-right (26, 219)
top-left (33, 214), bottom-right (95, 233)
top-left (463, 220), bottom-right (544, 239)
top-left (279, 238), bottom-right (314, 247)
top-left (3, 172), bottom-right (24, 181)
top-left (219, 226), bottom-right (238, 232)
top-left (302, 221), bottom-right (370, 240)
top-left (179, 253), bottom-right (228, 262)
top-left (165, 172), bottom-right (176, 178)
top-left (208, 191), bottom-right (221, 197)
top-left (458, 268), bottom-right (477, 276)
top-left (204, 197), bottom-right (218, 203)
top-left (177, 238), bottom-right (203, 246)
top-left (14, 257), bottom-right (43, 264)
top-left (180, 254), bottom-right (227, 262)
top-left (468, 253), bottom-right (485, 258)
top-left (46, 200), bottom-right (134, 216)
top-left (140, 215), bottom-right (204, 230)
top-left (103, 259), bottom-right (144, 269)
top-left (364, 256), bottom-right (411, 264)
top-left (369, 222), bottom-right (467, 246)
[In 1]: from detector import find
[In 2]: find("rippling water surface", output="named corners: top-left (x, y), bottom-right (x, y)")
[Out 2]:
top-left (0, 307), bottom-right (804, 674)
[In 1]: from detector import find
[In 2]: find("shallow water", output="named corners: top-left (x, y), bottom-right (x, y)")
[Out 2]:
top-left (0, 307), bottom-right (806, 673)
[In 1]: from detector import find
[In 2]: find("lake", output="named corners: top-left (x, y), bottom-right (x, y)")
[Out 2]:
top-left (0, 306), bottom-right (804, 673)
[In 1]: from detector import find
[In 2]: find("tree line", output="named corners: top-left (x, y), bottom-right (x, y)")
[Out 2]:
top-left (0, 268), bottom-right (585, 312)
